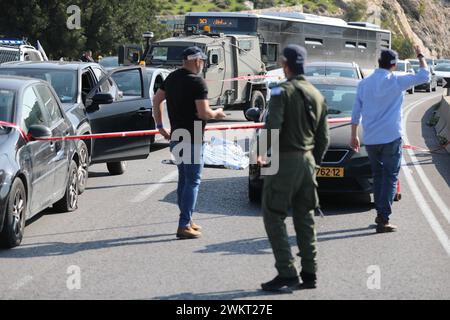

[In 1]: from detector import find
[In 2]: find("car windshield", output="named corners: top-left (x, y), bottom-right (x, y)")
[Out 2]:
top-left (0, 89), bottom-right (15, 131)
top-left (435, 64), bottom-right (450, 72)
top-left (313, 84), bottom-right (357, 118)
top-left (409, 60), bottom-right (419, 66)
top-left (99, 56), bottom-right (119, 68)
top-left (0, 69), bottom-right (77, 103)
top-left (150, 46), bottom-right (192, 63)
top-left (305, 66), bottom-right (358, 79)
top-left (396, 62), bottom-right (406, 72)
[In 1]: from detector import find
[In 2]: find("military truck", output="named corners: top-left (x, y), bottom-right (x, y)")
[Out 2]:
top-left (120, 29), bottom-right (269, 119)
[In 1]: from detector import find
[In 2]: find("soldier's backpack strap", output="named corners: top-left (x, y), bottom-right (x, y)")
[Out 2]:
top-left (292, 82), bottom-right (318, 135)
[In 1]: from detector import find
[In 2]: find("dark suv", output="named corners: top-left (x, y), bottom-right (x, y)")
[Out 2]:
top-left (0, 61), bottom-right (154, 192)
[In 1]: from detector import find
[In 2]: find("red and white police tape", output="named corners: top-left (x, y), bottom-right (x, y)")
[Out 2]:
top-left (1, 119), bottom-right (448, 153)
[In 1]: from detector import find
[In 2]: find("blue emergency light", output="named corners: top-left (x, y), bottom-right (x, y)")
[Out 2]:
top-left (0, 39), bottom-right (24, 45)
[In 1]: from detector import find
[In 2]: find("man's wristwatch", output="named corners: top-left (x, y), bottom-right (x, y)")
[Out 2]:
top-left (417, 53), bottom-right (424, 59)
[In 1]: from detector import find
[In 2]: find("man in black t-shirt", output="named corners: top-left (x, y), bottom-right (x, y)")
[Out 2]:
top-left (153, 46), bottom-right (226, 239)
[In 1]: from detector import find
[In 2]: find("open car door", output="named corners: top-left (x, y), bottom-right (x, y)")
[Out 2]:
top-left (85, 66), bottom-right (153, 164)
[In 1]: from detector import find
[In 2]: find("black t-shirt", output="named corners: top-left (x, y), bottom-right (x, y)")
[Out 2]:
top-left (161, 68), bottom-right (208, 142)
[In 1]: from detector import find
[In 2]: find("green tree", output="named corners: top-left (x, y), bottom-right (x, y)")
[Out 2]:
top-left (345, 0), bottom-right (368, 21)
top-left (0, 0), bottom-right (168, 59)
top-left (391, 35), bottom-right (415, 59)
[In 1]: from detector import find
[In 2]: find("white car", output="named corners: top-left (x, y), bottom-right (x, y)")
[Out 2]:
top-left (394, 60), bottom-right (415, 94)
top-left (434, 63), bottom-right (450, 86)
top-left (0, 39), bottom-right (45, 64)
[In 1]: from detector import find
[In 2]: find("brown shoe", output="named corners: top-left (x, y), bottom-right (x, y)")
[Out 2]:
top-left (190, 221), bottom-right (202, 231)
top-left (176, 227), bottom-right (201, 239)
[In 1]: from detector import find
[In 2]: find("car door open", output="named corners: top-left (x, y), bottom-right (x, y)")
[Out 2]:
top-left (85, 66), bottom-right (153, 164)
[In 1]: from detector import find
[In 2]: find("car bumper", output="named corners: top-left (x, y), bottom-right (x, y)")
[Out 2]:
top-left (249, 158), bottom-right (373, 195)
top-left (415, 82), bottom-right (431, 90)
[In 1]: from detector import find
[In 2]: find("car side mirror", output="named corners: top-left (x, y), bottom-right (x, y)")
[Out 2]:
top-left (245, 107), bottom-right (261, 122)
top-left (92, 92), bottom-right (114, 105)
top-left (28, 125), bottom-right (52, 140)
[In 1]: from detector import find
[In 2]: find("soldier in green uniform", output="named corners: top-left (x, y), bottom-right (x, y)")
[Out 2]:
top-left (259, 45), bottom-right (330, 292)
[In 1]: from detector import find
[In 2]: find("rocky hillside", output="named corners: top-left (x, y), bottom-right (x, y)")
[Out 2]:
top-left (349, 0), bottom-right (450, 58)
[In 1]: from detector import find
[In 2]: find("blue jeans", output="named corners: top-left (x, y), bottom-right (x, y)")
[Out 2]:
top-left (366, 138), bottom-right (402, 221)
top-left (170, 142), bottom-right (204, 228)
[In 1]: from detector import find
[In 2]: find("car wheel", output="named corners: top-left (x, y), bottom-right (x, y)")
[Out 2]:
top-left (426, 83), bottom-right (431, 92)
top-left (432, 85), bottom-right (437, 92)
top-left (107, 161), bottom-right (127, 175)
top-left (77, 141), bottom-right (89, 194)
top-left (53, 160), bottom-right (79, 213)
top-left (248, 180), bottom-right (261, 203)
top-left (244, 90), bottom-right (266, 121)
top-left (407, 87), bottom-right (414, 94)
top-left (0, 179), bottom-right (27, 248)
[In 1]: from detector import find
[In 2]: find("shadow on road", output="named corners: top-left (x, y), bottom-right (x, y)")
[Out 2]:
top-left (161, 176), bottom-right (374, 218)
top-left (0, 233), bottom-right (175, 258)
top-left (152, 289), bottom-right (283, 300)
top-left (161, 176), bottom-right (262, 217)
top-left (194, 226), bottom-right (376, 256)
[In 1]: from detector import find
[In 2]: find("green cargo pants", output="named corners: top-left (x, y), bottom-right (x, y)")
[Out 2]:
top-left (262, 151), bottom-right (318, 278)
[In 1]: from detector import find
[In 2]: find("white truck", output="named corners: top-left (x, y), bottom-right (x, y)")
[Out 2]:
top-left (0, 39), bottom-right (45, 64)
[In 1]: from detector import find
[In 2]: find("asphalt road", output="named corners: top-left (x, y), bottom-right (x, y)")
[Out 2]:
top-left (0, 88), bottom-right (449, 300)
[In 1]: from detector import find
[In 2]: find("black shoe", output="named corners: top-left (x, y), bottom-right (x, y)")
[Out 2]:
top-left (375, 214), bottom-right (383, 225)
top-left (299, 271), bottom-right (317, 289)
top-left (261, 275), bottom-right (299, 292)
top-left (376, 222), bottom-right (397, 233)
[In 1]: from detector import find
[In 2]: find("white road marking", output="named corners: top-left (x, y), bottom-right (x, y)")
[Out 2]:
top-left (403, 94), bottom-right (450, 225)
top-left (401, 93), bottom-right (450, 256)
top-left (10, 275), bottom-right (33, 290)
top-left (130, 170), bottom-right (178, 203)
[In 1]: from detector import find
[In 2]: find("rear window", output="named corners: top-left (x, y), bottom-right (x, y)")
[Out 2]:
top-left (305, 66), bottom-right (358, 79)
top-left (313, 84), bottom-right (357, 118)
top-left (435, 64), bottom-right (450, 72)
top-left (0, 89), bottom-right (15, 126)
top-left (0, 68), bottom-right (78, 103)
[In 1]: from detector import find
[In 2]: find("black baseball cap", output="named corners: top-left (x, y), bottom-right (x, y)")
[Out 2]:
top-left (282, 44), bottom-right (307, 74)
top-left (379, 49), bottom-right (399, 66)
top-left (182, 46), bottom-right (207, 61)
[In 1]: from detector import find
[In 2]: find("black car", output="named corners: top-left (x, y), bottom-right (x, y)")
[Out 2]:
top-left (0, 76), bottom-right (80, 248)
top-left (412, 65), bottom-right (438, 92)
top-left (247, 77), bottom-right (401, 203)
top-left (0, 61), bottom-right (154, 192)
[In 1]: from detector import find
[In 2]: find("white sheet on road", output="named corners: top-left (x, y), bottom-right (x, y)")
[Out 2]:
top-left (203, 137), bottom-right (249, 170)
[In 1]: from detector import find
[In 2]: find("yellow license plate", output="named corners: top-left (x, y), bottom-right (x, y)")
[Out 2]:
top-left (316, 167), bottom-right (344, 178)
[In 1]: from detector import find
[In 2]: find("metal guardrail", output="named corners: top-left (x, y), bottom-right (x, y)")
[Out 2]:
top-left (443, 77), bottom-right (450, 96)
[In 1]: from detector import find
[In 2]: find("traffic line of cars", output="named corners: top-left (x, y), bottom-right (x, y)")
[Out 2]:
top-left (0, 60), bottom-right (170, 248)
top-left (248, 60), bottom-right (418, 204)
